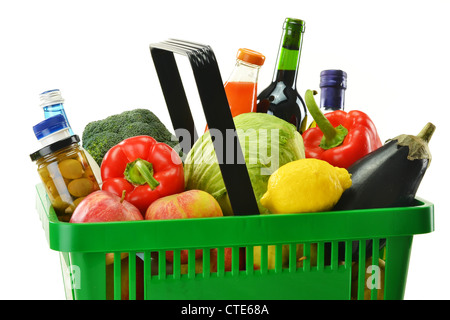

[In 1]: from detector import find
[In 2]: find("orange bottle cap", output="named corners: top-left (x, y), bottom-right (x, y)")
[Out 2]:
top-left (237, 48), bottom-right (265, 66)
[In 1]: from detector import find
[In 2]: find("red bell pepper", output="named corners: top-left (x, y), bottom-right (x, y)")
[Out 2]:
top-left (302, 90), bottom-right (382, 169)
top-left (101, 135), bottom-right (184, 214)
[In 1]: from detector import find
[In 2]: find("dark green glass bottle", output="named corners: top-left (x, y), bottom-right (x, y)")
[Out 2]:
top-left (256, 18), bottom-right (308, 133)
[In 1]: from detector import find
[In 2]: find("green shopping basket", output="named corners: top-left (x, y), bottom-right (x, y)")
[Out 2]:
top-left (35, 39), bottom-right (434, 300)
top-left (35, 183), bottom-right (434, 300)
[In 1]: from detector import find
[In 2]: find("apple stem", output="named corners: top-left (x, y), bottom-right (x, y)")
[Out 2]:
top-left (120, 190), bottom-right (126, 203)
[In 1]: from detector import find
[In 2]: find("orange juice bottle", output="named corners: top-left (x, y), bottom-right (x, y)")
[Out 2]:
top-left (205, 48), bottom-right (265, 132)
top-left (225, 48), bottom-right (265, 116)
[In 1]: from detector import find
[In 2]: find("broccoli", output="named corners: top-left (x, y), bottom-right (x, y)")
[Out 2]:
top-left (82, 131), bottom-right (123, 166)
top-left (82, 108), bottom-right (181, 166)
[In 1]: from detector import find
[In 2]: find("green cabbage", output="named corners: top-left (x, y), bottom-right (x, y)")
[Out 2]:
top-left (184, 113), bottom-right (305, 215)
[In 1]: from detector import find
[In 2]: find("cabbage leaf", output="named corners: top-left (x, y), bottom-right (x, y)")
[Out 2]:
top-left (184, 113), bottom-right (305, 215)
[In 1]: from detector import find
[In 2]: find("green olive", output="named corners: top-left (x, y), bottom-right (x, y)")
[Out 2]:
top-left (59, 159), bottom-right (84, 180)
top-left (65, 196), bottom-right (86, 214)
top-left (65, 205), bottom-right (74, 215)
top-left (45, 176), bottom-right (68, 198)
top-left (38, 167), bottom-right (50, 181)
top-left (46, 162), bottom-right (60, 179)
top-left (45, 179), bottom-right (57, 198)
top-left (68, 178), bottom-right (94, 197)
top-left (51, 195), bottom-right (71, 212)
top-left (73, 196), bottom-right (85, 207)
top-left (83, 169), bottom-right (96, 180)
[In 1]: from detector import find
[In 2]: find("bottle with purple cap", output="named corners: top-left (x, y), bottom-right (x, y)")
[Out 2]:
top-left (308, 69), bottom-right (347, 128)
top-left (319, 69), bottom-right (347, 112)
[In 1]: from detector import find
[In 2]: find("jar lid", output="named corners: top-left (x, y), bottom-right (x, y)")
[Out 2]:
top-left (30, 135), bottom-right (80, 162)
top-left (33, 114), bottom-right (69, 140)
top-left (237, 48), bottom-right (265, 66)
top-left (320, 69), bottom-right (347, 89)
top-left (40, 89), bottom-right (64, 107)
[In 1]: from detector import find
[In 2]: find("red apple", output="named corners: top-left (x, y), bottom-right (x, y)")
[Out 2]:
top-left (70, 190), bottom-right (143, 223)
top-left (145, 189), bottom-right (223, 220)
top-left (145, 190), bottom-right (223, 263)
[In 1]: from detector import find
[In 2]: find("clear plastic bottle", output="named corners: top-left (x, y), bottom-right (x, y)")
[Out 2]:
top-left (39, 89), bottom-right (102, 184)
top-left (30, 114), bottom-right (100, 222)
top-left (39, 89), bottom-right (74, 135)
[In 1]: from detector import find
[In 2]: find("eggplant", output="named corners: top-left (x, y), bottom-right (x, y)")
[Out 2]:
top-left (335, 122), bottom-right (435, 210)
top-left (332, 122), bottom-right (436, 262)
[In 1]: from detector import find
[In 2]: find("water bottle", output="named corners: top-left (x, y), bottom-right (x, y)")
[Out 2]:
top-left (39, 89), bottom-right (102, 184)
top-left (39, 89), bottom-right (74, 135)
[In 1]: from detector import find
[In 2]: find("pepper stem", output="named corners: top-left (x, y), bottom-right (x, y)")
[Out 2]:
top-left (417, 122), bottom-right (436, 144)
top-left (305, 89), bottom-right (348, 149)
top-left (124, 158), bottom-right (160, 190)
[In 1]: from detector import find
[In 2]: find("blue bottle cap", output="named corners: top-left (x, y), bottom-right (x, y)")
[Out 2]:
top-left (320, 69), bottom-right (347, 89)
top-left (33, 114), bottom-right (69, 140)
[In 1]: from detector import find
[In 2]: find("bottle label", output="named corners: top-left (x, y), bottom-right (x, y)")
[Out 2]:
top-left (277, 48), bottom-right (299, 71)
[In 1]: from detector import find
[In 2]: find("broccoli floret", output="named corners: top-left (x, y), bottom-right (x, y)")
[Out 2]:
top-left (82, 108), bottom-right (181, 166)
top-left (81, 114), bottom-right (124, 142)
top-left (122, 108), bottom-right (159, 124)
top-left (83, 131), bottom-right (123, 166)
top-left (118, 121), bottom-right (171, 143)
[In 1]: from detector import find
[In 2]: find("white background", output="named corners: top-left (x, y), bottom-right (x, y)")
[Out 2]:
top-left (1, 0), bottom-right (448, 300)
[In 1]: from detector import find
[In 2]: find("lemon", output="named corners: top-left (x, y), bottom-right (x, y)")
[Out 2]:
top-left (260, 158), bottom-right (352, 214)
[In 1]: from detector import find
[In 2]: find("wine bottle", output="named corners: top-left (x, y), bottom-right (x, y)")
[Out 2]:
top-left (256, 18), bottom-right (308, 133)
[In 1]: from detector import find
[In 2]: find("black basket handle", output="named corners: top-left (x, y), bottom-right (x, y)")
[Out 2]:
top-left (149, 39), bottom-right (260, 216)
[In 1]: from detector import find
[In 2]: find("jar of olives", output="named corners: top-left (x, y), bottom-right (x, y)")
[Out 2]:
top-left (30, 115), bottom-right (100, 222)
